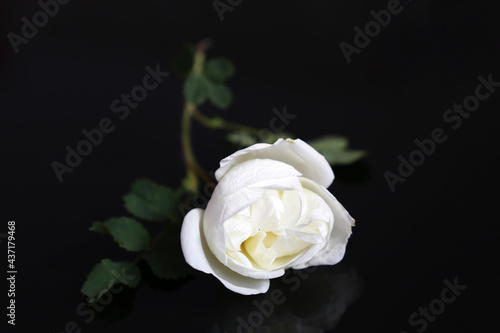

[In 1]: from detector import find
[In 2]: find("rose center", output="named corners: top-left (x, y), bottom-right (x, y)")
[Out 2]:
top-left (224, 188), bottom-right (332, 270)
top-left (262, 231), bottom-right (279, 248)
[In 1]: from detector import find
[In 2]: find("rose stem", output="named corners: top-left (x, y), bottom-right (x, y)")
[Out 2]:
top-left (181, 101), bottom-right (213, 186)
top-left (191, 106), bottom-right (262, 137)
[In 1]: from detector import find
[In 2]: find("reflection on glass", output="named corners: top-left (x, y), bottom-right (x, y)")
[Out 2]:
top-left (209, 264), bottom-right (362, 333)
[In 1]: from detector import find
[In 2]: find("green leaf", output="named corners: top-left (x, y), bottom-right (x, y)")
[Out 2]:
top-left (261, 132), bottom-right (294, 144)
top-left (102, 217), bottom-right (150, 252)
top-left (207, 83), bottom-right (232, 109)
top-left (143, 224), bottom-right (192, 280)
top-left (184, 73), bottom-right (210, 105)
top-left (226, 131), bottom-right (258, 147)
top-left (123, 179), bottom-right (179, 222)
top-left (309, 136), bottom-right (367, 165)
top-left (204, 57), bottom-right (234, 82)
top-left (325, 150), bottom-right (367, 165)
top-left (309, 136), bottom-right (349, 152)
top-left (81, 259), bottom-right (141, 302)
top-left (226, 131), bottom-right (295, 147)
top-left (172, 43), bottom-right (194, 78)
top-left (89, 221), bottom-right (109, 234)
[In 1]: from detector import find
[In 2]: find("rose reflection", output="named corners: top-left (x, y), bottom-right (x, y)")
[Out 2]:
top-left (208, 265), bottom-right (362, 333)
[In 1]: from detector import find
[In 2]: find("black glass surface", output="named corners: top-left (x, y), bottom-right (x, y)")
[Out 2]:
top-left (1, 0), bottom-right (498, 332)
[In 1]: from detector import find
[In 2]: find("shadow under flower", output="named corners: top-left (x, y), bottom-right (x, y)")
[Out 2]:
top-left (208, 264), bottom-right (362, 333)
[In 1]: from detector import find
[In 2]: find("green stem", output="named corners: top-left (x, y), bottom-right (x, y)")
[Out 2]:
top-left (181, 102), bottom-right (214, 186)
top-left (191, 107), bottom-right (262, 136)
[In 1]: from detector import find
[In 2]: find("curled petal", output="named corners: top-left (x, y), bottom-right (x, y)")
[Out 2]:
top-left (181, 208), bottom-right (270, 295)
top-left (215, 138), bottom-right (334, 188)
top-left (215, 143), bottom-right (272, 181)
top-left (293, 178), bottom-right (355, 269)
top-left (213, 158), bottom-right (302, 199)
top-left (204, 188), bottom-right (265, 265)
top-left (226, 255), bottom-right (286, 280)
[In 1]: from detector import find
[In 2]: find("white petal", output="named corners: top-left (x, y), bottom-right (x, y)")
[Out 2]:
top-left (223, 214), bottom-right (252, 252)
top-left (215, 143), bottom-right (272, 181)
top-left (277, 189), bottom-right (303, 230)
top-left (227, 250), bottom-right (253, 268)
top-left (270, 229), bottom-right (312, 258)
top-left (206, 159), bottom-right (302, 264)
top-left (248, 176), bottom-right (303, 192)
top-left (285, 242), bottom-right (325, 268)
top-left (249, 190), bottom-right (283, 234)
top-left (215, 138), bottom-right (334, 188)
top-left (212, 158), bottom-right (302, 199)
top-left (180, 208), bottom-right (270, 295)
top-left (204, 188), bottom-right (265, 264)
top-left (226, 255), bottom-right (285, 279)
top-left (293, 178), bottom-right (355, 269)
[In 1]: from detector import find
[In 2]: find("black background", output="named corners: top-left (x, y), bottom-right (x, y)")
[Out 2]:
top-left (1, 0), bottom-right (499, 332)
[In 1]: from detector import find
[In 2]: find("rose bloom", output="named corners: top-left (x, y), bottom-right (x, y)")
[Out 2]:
top-left (181, 138), bottom-right (355, 295)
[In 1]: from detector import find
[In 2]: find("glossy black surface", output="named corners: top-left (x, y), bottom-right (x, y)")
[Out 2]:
top-left (1, 0), bottom-right (499, 332)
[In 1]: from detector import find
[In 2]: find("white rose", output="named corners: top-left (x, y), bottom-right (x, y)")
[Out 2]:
top-left (181, 138), bottom-right (355, 295)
